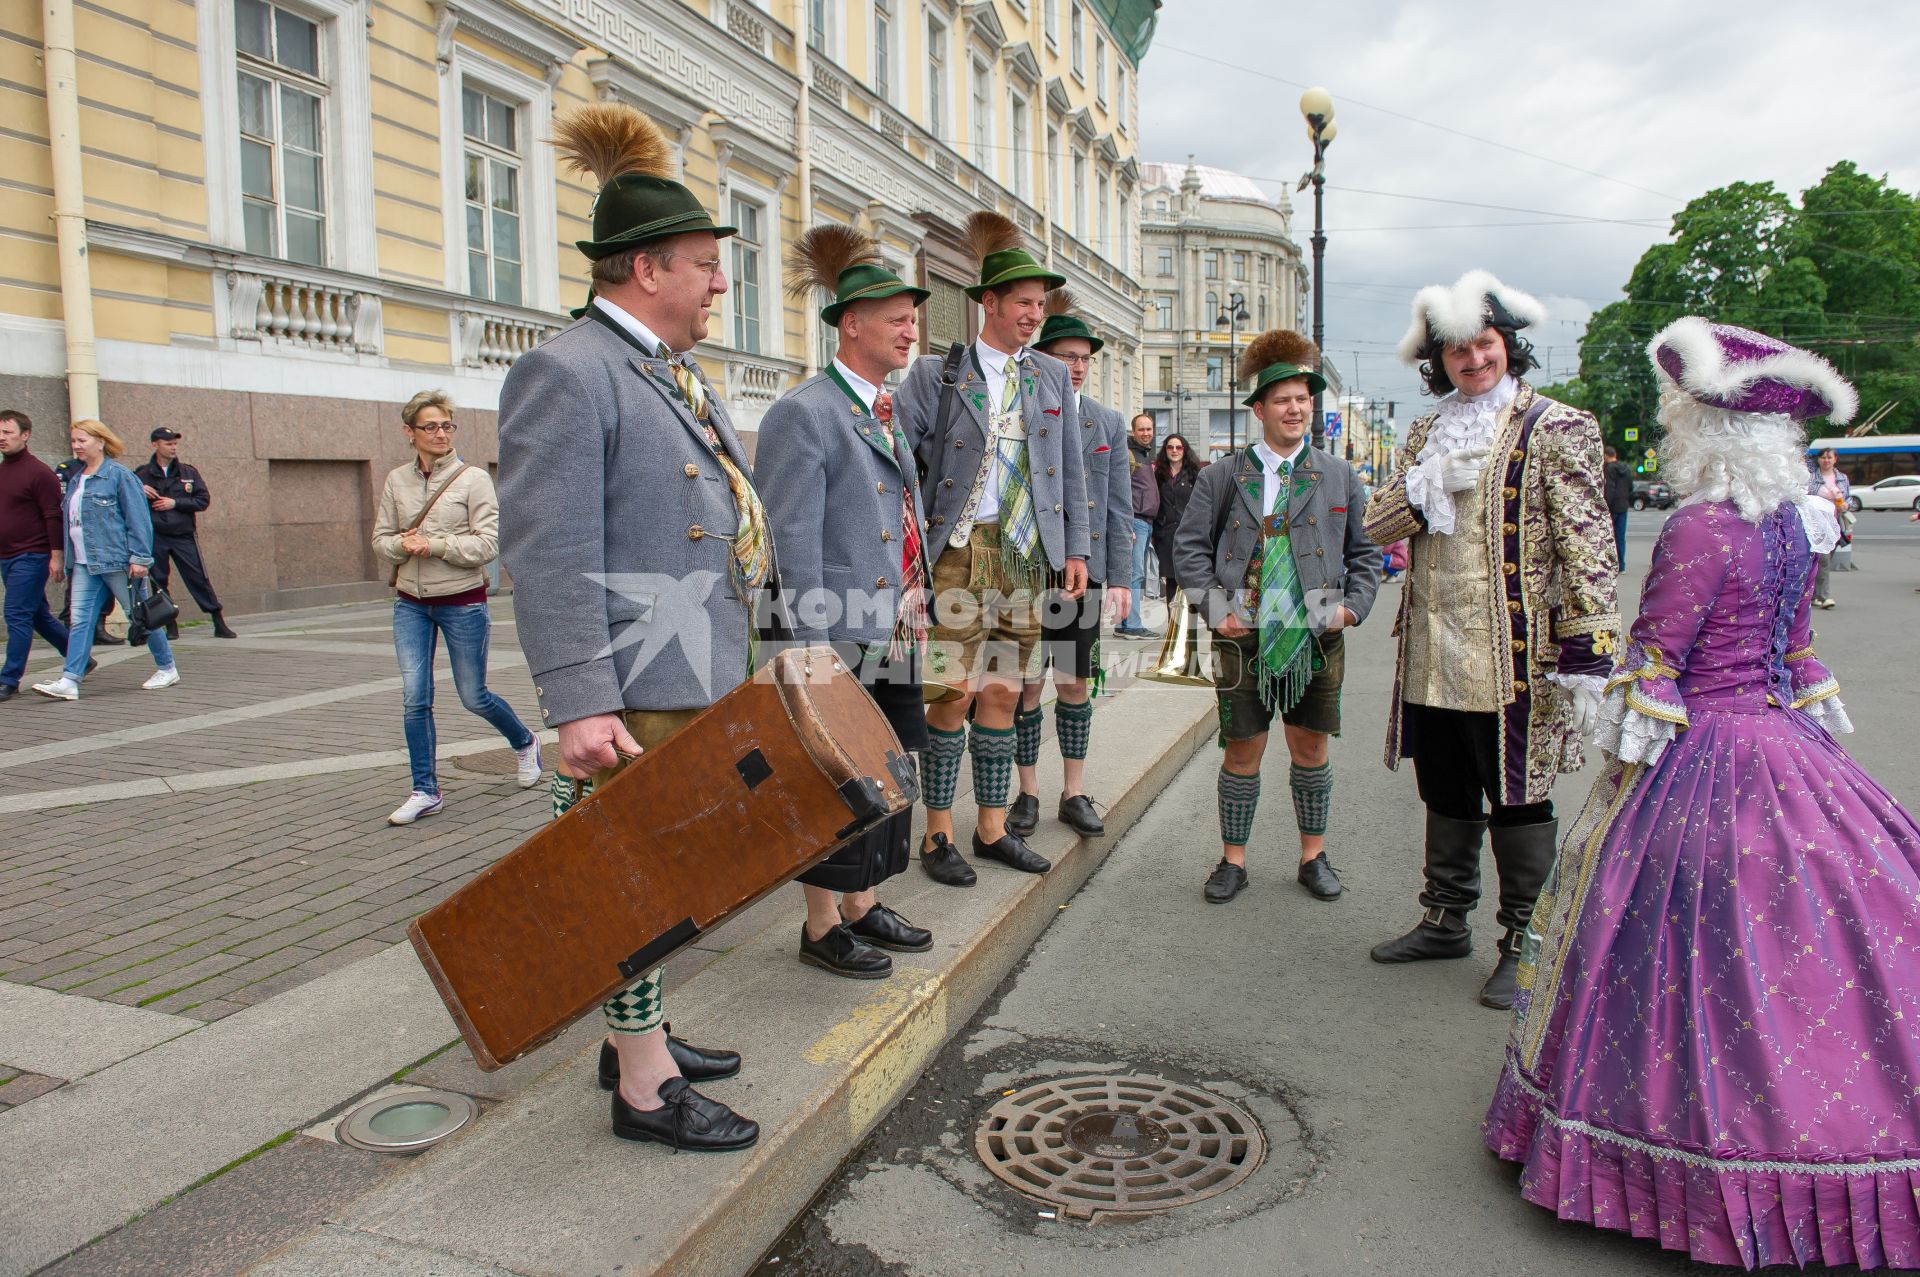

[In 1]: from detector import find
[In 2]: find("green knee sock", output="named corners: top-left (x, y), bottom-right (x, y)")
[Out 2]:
top-left (923, 725), bottom-right (966, 812)
top-left (1014, 702), bottom-right (1045, 768)
top-left (1055, 697), bottom-right (1093, 761)
top-left (970, 723), bottom-right (1017, 809)
top-left (1218, 767), bottom-right (1261, 847)
top-left (1290, 761), bottom-right (1334, 837)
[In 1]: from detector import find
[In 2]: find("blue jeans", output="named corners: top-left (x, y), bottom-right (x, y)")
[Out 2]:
top-left (65, 567), bottom-right (173, 679)
top-left (1122, 516), bottom-right (1154, 629)
top-left (394, 596), bottom-right (534, 796)
top-left (1611, 511), bottom-right (1629, 570)
top-left (2, 552), bottom-right (69, 688)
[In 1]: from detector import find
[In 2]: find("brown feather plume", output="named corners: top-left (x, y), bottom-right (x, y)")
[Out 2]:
top-left (550, 104), bottom-right (671, 186)
top-left (785, 225), bottom-right (879, 299)
top-left (1240, 329), bottom-right (1319, 383)
top-left (1045, 288), bottom-right (1080, 318)
top-left (962, 210), bottom-right (1024, 264)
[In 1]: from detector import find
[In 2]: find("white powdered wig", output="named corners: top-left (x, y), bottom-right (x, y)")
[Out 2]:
top-left (1396, 270), bottom-right (1548, 364)
top-left (1648, 316), bottom-right (1858, 426)
top-left (1656, 383), bottom-right (1810, 524)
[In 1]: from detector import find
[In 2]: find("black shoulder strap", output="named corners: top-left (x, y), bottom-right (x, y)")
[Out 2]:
top-left (916, 342), bottom-right (968, 485)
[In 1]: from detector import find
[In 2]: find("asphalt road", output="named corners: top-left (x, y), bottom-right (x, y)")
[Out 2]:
top-left (758, 512), bottom-right (1918, 1277)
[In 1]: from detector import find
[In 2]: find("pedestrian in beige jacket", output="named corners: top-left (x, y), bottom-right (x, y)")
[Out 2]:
top-left (373, 391), bottom-right (540, 825)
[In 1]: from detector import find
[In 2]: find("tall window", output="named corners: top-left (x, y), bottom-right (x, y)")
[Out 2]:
top-left (1203, 250), bottom-right (1219, 278)
top-left (1116, 65), bottom-right (1127, 129)
top-left (1094, 35), bottom-right (1107, 104)
top-left (731, 196), bottom-right (763, 354)
top-left (873, 0), bottom-right (892, 102)
top-left (1258, 255), bottom-right (1269, 283)
top-left (1096, 171), bottom-right (1110, 251)
top-left (1009, 96), bottom-right (1029, 199)
top-left (1043, 0), bottom-right (1058, 45)
top-left (926, 17), bottom-right (946, 139)
top-left (1070, 4), bottom-right (1084, 77)
top-left (1071, 149), bottom-right (1086, 238)
top-left (807, 0), bottom-right (828, 52)
top-left (1157, 355), bottom-right (1173, 391)
top-left (461, 86), bottom-right (522, 304)
top-left (1046, 123), bottom-right (1060, 219)
top-left (1232, 251), bottom-right (1247, 280)
top-left (970, 57), bottom-right (993, 171)
top-left (1258, 296), bottom-right (1268, 328)
top-left (1206, 356), bottom-right (1223, 392)
top-left (1156, 247), bottom-right (1173, 276)
top-left (236, 0), bottom-right (326, 264)
top-left (1154, 296), bottom-right (1172, 329)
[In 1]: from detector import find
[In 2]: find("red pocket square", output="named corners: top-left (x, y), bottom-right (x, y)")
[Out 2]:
top-left (1043, 407), bottom-right (1061, 416)
top-left (1331, 506), bottom-right (1346, 513)
top-left (1093, 445), bottom-right (1111, 453)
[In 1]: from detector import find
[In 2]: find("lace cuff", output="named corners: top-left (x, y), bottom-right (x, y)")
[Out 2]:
top-left (1785, 644), bottom-right (1844, 723)
top-left (1404, 452), bottom-right (1457, 535)
top-left (1800, 693), bottom-right (1854, 736)
top-left (1591, 680), bottom-right (1679, 766)
top-left (1545, 672), bottom-right (1608, 702)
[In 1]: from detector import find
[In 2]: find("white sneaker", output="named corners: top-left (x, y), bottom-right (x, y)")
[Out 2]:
top-left (514, 740), bottom-right (543, 788)
top-left (388, 791), bottom-right (445, 825)
top-left (31, 677), bottom-right (79, 701)
top-left (142, 667), bottom-right (181, 691)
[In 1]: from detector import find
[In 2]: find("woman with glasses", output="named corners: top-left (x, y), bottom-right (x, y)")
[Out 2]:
top-left (31, 418), bottom-right (179, 700)
top-left (375, 391), bottom-right (541, 826)
top-left (1150, 433), bottom-right (1204, 603)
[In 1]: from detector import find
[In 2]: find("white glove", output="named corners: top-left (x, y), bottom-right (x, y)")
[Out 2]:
top-left (1568, 683), bottom-right (1602, 737)
top-left (1439, 447), bottom-right (1490, 494)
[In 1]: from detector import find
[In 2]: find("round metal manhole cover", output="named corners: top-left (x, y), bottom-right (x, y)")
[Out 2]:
top-left (447, 748), bottom-right (521, 776)
top-left (975, 1074), bottom-right (1266, 1221)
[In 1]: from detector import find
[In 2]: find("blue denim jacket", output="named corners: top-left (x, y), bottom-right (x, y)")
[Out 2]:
top-left (59, 458), bottom-right (155, 573)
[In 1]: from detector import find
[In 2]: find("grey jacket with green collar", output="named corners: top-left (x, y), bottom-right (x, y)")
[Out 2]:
top-left (1172, 442), bottom-right (1381, 633)
top-left (497, 308), bottom-right (768, 726)
top-left (1073, 393), bottom-right (1134, 586)
top-left (897, 345), bottom-right (1089, 567)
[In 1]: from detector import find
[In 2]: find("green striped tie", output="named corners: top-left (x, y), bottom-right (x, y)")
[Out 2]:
top-left (1255, 459), bottom-right (1314, 709)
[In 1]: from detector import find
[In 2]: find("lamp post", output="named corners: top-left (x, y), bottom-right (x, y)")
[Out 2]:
top-left (1214, 290), bottom-right (1250, 451)
top-left (1297, 87), bottom-right (1336, 450)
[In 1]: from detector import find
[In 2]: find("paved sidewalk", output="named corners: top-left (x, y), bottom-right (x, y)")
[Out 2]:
top-left (0, 599), bottom-right (550, 1025)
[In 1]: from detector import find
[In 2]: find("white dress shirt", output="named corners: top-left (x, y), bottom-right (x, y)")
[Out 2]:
top-left (594, 296), bottom-right (672, 358)
top-left (1251, 438), bottom-right (1308, 519)
top-left (972, 337), bottom-right (1024, 524)
top-left (831, 358), bottom-right (878, 413)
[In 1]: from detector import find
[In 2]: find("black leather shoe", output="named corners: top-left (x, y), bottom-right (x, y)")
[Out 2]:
top-left (0, 685), bottom-right (14, 702)
top-left (598, 1030), bottom-right (742, 1091)
top-left (165, 620), bottom-right (179, 640)
top-left (212, 611), bottom-right (238, 638)
top-left (798, 923), bottom-right (892, 979)
top-left (1203, 859), bottom-right (1248, 903)
top-left (1057, 794), bottom-right (1105, 836)
top-left (972, 830), bottom-right (1051, 874)
top-left (921, 833), bottom-right (977, 887)
top-left (1297, 854), bottom-right (1343, 900)
top-left (1370, 908), bottom-right (1473, 963)
top-left (83, 658), bottom-right (97, 676)
top-left (1480, 929), bottom-right (1526, 1010)
top-left (1006, 792), bottom-right (1040, 837)
top-left (612, 1076), bottom-right (758, 1152)
top-left (92, 626), bottom-right (123, 646)
top-left (845, 902), bottom-right (932, 952)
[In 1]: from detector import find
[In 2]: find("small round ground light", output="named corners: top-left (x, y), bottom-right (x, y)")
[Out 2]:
top-left (975, 1073), bottom-right (1266, 1222)
top-left (337, 1089), bottom-right (479, 1155)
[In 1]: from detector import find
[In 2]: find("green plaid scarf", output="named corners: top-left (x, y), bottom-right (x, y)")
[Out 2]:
top-left (1239, 447), bottom-right (1316, 713)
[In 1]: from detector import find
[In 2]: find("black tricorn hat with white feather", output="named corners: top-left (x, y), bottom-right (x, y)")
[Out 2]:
top-left (1396, 269), bottom-right (1546, 364)
top-left (552, 104), bottom-right (734, 259)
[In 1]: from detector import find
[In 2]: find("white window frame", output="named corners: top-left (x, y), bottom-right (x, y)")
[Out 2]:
top-left (199, 0), bottom-right (374, 273)
top-left (1070, 3), bottom-right (1084, 79)
top-left (1042, 0), bottom-right (1058, 48)
top-left (1046, 122), bottom-right (1060, 224)
top-left (1156, 247), bottom-right (1173, 276)
top-left (1116, 63), bottom-right (1128, 132)
top-left (436, 48), bottom-right (558, 312)
top-left (970, 53), bottom-right (994, 175)
top-left (1096, 169), bottom-right (1109, 253)
top-left (805, 0), bottom-right (832, 56)
top-left (1008, 94), bottom-right (1029, 201)
top-left (1154, 297), bottom-right (1171, 329)
top-left (720, 171), bottom-right (783, 360)
top-left (1094, 34), bottom-right (1106, 106)
top-left (1071, 148), bottom-right (1086, 239)
top-left (925, 14), bottom-right (948, 141)
top-left (873, 0), bottom-right (895, 104)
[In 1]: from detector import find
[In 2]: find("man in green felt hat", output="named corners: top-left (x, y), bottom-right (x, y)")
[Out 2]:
top-left (1006, 290), bottom-right (1133, 842)
top-left (1172, 329), bottom-right (1380, 907)
top-left (496, 103), bottom-right (766, 1153)
top-left (896, 211), bottom-right (1089, 888)
top-left (755, 225), bottom-right (937, 981)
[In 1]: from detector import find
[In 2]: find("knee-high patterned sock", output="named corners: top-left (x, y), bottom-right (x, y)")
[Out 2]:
top-left (1055, 698), bottom-right (1094, 761)
top-left (554, 775), bottom-right (664, 1035)
top-left (970, 723), bottom-right (1017, 809)
top-left (1218, 767), bottom-right (1261, 848)
top-left (1014, 703), bottom-right (1045, 768)
top-left (922, 725), bottom-right (966, 812)
top-left (1290, 761), bottom-right (1334, 837)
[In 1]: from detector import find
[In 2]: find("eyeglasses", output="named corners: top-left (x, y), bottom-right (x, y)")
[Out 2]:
top-left (660, 251), bottom-right (725, 279)
top-left (1056, 353), bottom-right (1092, 367)
top-left (409, 421), bottom-right (458, 435)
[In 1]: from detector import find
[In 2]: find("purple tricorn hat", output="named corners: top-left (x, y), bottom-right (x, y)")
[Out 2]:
top-left (1648, 317), bottom-right (1858, 423)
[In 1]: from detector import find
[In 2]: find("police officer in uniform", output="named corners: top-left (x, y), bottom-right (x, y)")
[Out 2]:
top-left (134, 428), bottom-right (236, 638)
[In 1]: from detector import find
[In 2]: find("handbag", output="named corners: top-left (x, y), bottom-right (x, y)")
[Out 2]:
top-left (126, 577), bottom-right (178, 645)
top-left (388, 462), bottom-right (469, 588)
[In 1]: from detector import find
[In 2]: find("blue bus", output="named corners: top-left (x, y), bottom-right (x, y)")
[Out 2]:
top-left (1806, 434), bottom-right (1920, 489)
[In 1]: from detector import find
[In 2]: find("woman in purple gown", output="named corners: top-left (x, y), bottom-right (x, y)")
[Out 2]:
top-left (1484, 318), bottom-right (1920, 1270)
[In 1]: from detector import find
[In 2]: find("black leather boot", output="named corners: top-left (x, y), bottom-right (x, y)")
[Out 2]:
top-left (165, 619), bottom-right (180, 640)
top-left (211, 610), bottom-right (238, 638)
top-left (1370, 811), bottom-right (1487, 963)
top-left (1480, 928), bottom-right (1526, 1010)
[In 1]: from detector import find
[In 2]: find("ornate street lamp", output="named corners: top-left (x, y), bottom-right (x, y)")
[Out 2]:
top-left (1214, 290), bottom-right (1250, 451)
top-left (1297, 87), bottom-right (1336, 450)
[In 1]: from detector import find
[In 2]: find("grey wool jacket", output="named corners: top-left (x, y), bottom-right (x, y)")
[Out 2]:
top-left (897, 345), bottom-right (1090, 567)
top-left (754, 370), bottom-right (926, 646)
top-left (1074, 393), bottom-right (1134, 586)
top-left (1172, 442), bottom-right (1382, 633)
top-left (497, 309), bottom-right (765, 726)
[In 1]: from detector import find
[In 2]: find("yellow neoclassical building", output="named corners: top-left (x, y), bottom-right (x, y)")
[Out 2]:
top-left (0, 0), bottom-right (1155, 612)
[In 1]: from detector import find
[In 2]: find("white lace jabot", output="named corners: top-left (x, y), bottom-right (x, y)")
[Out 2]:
top-left (1405, 375), bottom-right (1519, 536)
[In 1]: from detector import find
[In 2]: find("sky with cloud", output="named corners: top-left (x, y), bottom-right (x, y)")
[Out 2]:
top-left (1138, 1), bottom-right (1920, 412)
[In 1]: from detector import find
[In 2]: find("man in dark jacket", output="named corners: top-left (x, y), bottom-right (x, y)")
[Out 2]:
top-left (1603, 445), bottom-right (1632, 571)
top-left (0, 409), bottom-right (73, 700)
top-left (1116, 414), bottom-right (1160, 637)
top-left (134, 428), bottom-right (235, 637)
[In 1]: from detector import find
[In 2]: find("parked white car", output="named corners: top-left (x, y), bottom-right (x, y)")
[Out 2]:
top-left (1853, 474), bottom-right (1920, 512)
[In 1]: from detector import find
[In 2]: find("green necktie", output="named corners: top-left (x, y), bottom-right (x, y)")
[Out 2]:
top-left (1255, 457), bottom-right (1313, 709)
